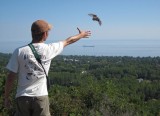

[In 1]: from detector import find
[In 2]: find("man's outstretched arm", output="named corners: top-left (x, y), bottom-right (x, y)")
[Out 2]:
top-left (63, 27), bottom-right (91, 47)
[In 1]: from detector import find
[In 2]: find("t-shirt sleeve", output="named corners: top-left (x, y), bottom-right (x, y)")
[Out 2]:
top-left (6, 49), bottom-right (19, 73)
top-left (47, 41), bottom-right (64, 59)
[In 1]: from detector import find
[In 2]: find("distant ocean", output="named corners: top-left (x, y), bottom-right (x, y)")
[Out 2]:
top-left (1, 39), bottom-right (160, 57)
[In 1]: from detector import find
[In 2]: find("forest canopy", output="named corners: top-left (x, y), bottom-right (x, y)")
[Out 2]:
top-left (0, 53), bottom-right (159, 116)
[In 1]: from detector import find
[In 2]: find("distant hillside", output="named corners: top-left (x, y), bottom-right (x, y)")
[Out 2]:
top-left (0, 52), bottom-right (11, 59)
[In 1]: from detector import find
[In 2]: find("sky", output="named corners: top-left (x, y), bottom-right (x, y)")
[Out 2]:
top-left (0, 0), bottom-right (160, 55)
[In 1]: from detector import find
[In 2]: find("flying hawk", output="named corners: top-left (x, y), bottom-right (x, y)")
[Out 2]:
top-left (88, 13), bottom-right (102, 26)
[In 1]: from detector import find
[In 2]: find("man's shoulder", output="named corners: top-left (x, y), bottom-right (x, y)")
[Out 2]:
top-left (18, 45), bottom-right (29, 51)
top-left (13, 44), bottom-right (31, 55)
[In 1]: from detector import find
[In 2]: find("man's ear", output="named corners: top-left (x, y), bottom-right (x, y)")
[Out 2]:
top-left (43, 32), bottom-right (47, 37)
top-left (42, 32), bottom-right (48, 41)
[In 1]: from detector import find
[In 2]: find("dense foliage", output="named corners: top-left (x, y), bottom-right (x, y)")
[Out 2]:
top-left (0, 53), bottom-right (160, 116)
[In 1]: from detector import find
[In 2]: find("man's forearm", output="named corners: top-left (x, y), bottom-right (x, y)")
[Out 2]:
top-left (64, 34), bottom-right (82, 46)
top-left (5, 72), bottom-right (16, 98)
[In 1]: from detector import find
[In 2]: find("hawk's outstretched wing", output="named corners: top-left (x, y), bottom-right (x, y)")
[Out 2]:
top-left (88, 13), bottom-right (102, 26)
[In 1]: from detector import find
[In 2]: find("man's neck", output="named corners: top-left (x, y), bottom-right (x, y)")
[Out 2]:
top-left (31, 40), bottom-right (44, 43)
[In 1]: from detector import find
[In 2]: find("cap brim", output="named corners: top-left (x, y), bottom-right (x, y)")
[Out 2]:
top-left (48, 24), bottom-right (52, 30)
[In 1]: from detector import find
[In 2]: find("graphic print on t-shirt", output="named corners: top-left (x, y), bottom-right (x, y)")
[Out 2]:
top-left (24, 54), bottom-right (44, 81)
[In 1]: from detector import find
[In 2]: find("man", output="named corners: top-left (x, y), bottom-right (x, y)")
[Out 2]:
top-left (4, 20), bottom-right (91, 116)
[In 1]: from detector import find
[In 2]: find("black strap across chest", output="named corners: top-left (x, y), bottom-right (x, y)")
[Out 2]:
top-left (28, 43), bottom-right (50, 90)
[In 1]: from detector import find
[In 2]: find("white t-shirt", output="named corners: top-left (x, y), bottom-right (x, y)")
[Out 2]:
top-left (6, 42), bottom-right (64, 98)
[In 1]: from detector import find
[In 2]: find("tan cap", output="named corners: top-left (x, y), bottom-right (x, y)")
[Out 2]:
top-left (31, 20), bottom-right (52, 34)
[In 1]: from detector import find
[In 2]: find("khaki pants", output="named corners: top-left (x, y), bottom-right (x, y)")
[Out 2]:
top-left (15, 96), bottom-right (50, 116)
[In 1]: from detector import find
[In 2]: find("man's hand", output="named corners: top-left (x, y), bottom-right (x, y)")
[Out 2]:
top-left (77, 27), bottom-right (91, 38)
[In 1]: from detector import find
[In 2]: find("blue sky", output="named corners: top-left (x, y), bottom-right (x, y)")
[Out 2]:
top-left (0, 0), bottom-right (160, 55)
